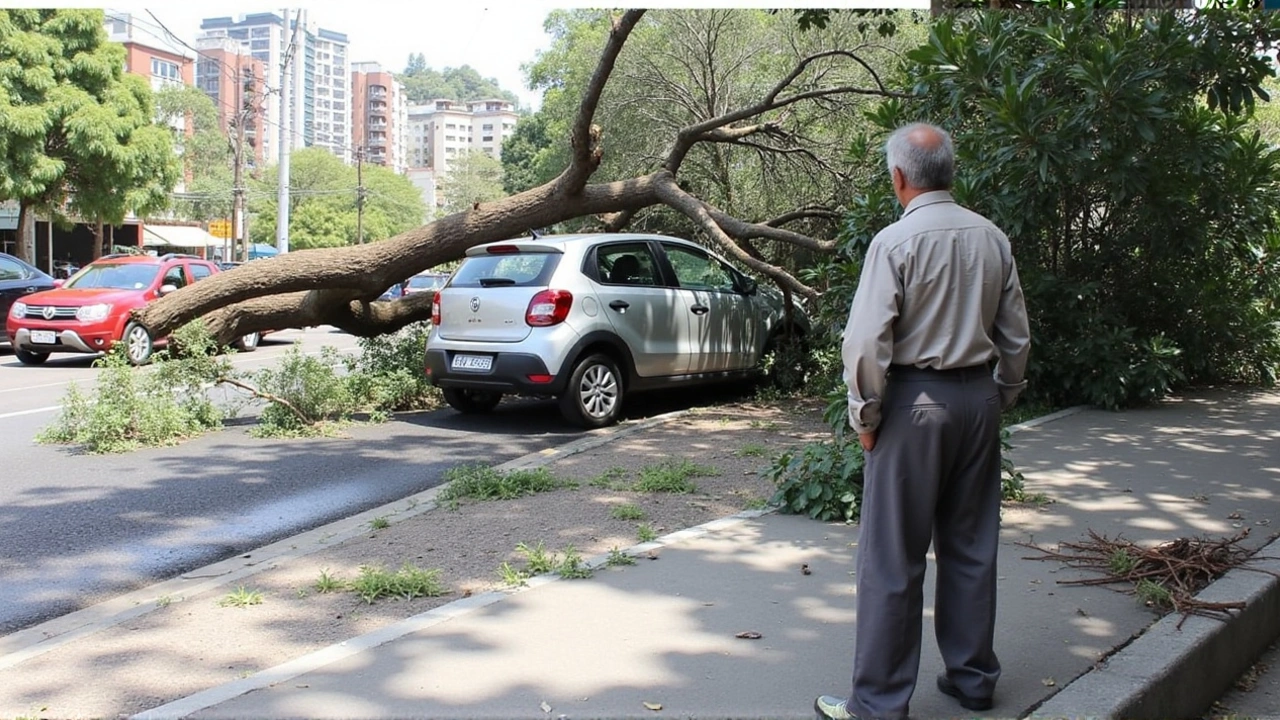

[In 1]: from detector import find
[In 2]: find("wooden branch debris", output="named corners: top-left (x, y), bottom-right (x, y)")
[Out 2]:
top-left (1019, 529), bottom-right (1278, 627)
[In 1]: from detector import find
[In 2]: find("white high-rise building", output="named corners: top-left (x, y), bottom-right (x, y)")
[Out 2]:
top-left (198, 12), bottom-right (351, 163)
top-left (407, 99), bottom-right (519, 175)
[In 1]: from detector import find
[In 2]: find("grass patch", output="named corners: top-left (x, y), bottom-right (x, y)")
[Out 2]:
top-left (637, 523), bottom-right (659, 542)
top-left (587, 466), bottom-right (629, 489)
top-left (438, 464), bottom-right (569, 507)
top-left (348, 564), bottom-right (449, 604)
top-left (313, 569), bottom-right (344, 593)
top-left (369, 516), bottom-right (390, 530)
top-left (609, 503), bottom-right (647, 521)
top-left (556, 546), bottom-right (593, 579)
top-left (633, 459), bottom-right (717, 494)
top-left (606, 547), bottom-right (637, 566)
top-left (516, 541), bottom-right (558, 574)
top-left (736, 443), bottom-right (769, 457)
top-left (218, 586), bottom-right (264, 608)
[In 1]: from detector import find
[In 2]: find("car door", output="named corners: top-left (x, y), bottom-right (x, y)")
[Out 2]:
top-left (0, 255), bottom-right (45, 321)
top-left (592, 241), bottom-right (692, 377)
top-left (659, 242), bottom-right (757, 373)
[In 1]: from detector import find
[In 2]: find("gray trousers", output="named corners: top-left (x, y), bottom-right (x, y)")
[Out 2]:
top-left (848, 366), bottom-right (1003, 720)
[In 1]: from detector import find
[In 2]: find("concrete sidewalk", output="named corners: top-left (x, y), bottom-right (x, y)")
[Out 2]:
top-left (136, 389), bottom-right (1280, 720)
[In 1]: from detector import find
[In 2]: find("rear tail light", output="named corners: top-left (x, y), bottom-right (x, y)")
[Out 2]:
top-left (526, 289), bottom-right (573, 327)
top-left (486, 245), bottom-right (520, 254)
top-left (431, 293), bottom-right (441, 325)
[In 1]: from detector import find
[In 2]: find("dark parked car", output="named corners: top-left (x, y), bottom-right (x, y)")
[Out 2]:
top-left (0, 252), bottom-right (56, 341)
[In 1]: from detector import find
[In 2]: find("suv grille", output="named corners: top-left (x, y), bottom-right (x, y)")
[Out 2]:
top-left (21, 305), bottom-right (78, 320)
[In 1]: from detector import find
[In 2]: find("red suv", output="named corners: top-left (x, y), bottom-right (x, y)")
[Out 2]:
top-left (5, 253), bottom-right (258, 365)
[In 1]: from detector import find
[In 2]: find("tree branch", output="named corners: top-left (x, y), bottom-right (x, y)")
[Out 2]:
top-left (556, 9), bottom-right (646, 195)
top-left (652, 171), bottom-right (819, 302)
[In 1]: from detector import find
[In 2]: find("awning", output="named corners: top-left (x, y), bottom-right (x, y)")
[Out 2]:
top-left (142, 224), bottom-right (225, 249)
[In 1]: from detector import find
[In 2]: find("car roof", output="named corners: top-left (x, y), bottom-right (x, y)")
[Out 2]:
top-left (92, 253), bottom-right (209, 265)
top-left (468, 233), bottom-right (700, 256)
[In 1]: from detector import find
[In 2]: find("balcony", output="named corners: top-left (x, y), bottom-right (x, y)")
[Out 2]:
top-left (365, 137), bottom-right (387, 148)
top-left (369, 87), bottom-right (387, 100)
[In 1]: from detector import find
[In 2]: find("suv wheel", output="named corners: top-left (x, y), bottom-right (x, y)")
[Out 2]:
top-left (443, 388), bottom-right (502, 414)
top-left (15, 349), bottom-right (49, 365)
top-left (123, 322), bottom-right (154, 365)
top-left (559, 353), bottom-right (623, 428)
top-left (235, 332), bottom-right (260, 352)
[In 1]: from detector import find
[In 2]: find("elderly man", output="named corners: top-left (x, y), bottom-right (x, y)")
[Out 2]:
top-left (814, 123), bottom-right (1032, 720)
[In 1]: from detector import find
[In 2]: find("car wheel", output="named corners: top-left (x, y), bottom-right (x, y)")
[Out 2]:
top-left (235, 332), bottom-right (260, 352)
top-left (442, 388), bottom-right (503, 414)
top-left (123, 322), bottom-right (154, 365)
top-left (14, 349), bottom-right (49, 365)
top-left (559, 353), bottom-right (623, 429)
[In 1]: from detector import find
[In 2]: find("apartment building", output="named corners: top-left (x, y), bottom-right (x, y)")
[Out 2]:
top-left (195, 37), bottom-right (268, 171)
top-left (351, 62), bottom-right (408, 175)
top-left (104, 12), bottom-right (194, 135)
top-left (406, 98), bottom-right (519, 175)
top-left (199, 12), bottom-right (351, 163)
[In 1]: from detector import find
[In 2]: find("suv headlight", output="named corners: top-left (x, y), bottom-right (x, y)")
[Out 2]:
top-left (10, 301), bottom-right (26, 319)
top-left (76, 303), bottom-right (112, 322)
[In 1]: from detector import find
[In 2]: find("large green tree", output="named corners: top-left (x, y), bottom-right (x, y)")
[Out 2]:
top-left (834, 9), bottom-right (1280, 408)
top-left (0, 9), bottom-right (179, 262)
top-left (248, 148), bottom-right (427, 249)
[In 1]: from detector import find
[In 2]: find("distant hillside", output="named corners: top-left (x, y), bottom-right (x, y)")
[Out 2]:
top-left (398, 53), bottom-right (521, 108)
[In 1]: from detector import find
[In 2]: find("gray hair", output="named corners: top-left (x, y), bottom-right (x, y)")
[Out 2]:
top-left (885, 123), bottom-right (954, 190)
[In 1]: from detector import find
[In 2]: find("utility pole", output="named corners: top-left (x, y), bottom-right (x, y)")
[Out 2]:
top-left (276, 8), bottom-right (301, 255)
top-left (231, 56), bottom-right (248, 262)
top-left (355, 144), bottom-right (366, 244)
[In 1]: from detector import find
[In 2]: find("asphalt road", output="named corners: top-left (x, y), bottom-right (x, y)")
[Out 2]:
top-left (0, 328), bottom-right (587, 635)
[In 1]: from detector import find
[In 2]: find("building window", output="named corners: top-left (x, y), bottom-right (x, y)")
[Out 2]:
top-left (151, 57), bottom-right (181, 82)
top-left (482, 136), bottom-right (493, 142)
top-left (251, 26), bottom-right (271, 38)
top-left (481, 123), bottom-right (493, 131)
top-left (250, 39), bottom-right (269, 50)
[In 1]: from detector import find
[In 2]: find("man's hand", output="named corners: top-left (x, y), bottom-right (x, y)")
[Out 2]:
top-left (859, 431), bottom-right (878, 453)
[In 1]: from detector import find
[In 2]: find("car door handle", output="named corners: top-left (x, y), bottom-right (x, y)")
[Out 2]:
top-left (690, 304), bottom-right (709, 315)
top-left (608, 300), bottom-right (630, 311)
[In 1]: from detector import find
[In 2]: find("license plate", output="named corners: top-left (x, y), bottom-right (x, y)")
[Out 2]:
top-left (451, 354), bottom-right (493, 371)
top-left (30, 330), bottom-right (56, 345)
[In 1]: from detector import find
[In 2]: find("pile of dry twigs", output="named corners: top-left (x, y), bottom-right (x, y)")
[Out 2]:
top-left (1020, 528), bottom-right (1276, 626)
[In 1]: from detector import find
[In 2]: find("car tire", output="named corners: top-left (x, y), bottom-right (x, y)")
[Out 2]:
top-left (15, 349), bottom-right (49, 365)
top-left (122, 322), bottom-right (154, 365)
top-left (443, 388), bottom-right (502, 414)
top-left (559, 353), bottom-right (623, 429)
top-left (235, 332), bottom-right (260, 352)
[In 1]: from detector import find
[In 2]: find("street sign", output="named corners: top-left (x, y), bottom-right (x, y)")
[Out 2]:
top-left (208, 219), bottom-right (232, 239)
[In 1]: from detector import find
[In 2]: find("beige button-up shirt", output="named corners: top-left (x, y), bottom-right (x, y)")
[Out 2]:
top-left (842, 191), bottom-right (1031, 435)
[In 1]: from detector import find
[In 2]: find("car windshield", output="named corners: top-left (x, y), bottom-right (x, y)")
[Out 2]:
top-left (407, 275), bottom-right (445, 290)
top-left (65, 263), bottom-right (160, 290)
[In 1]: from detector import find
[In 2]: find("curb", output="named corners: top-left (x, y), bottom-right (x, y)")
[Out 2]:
top-left (1030, 535), bottom-right (1280, 719)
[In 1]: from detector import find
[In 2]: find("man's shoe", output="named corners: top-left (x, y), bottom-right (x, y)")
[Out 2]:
top-left (814, 695), bottom-right (858, 720)
top-left (936, 674), bottom-right (994, 712)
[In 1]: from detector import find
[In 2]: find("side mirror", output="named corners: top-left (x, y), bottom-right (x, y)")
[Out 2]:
top-left (738, 276), bottom-right (758, 295)
top-left (159, 284), bottom-right (178, 296)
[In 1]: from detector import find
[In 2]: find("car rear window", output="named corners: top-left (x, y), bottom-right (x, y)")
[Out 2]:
top-left (407, 274), bottom-right (447, 290)
top-left (450, 253), bottom-right (561, 288)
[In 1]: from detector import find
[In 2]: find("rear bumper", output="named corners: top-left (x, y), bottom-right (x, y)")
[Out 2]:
top-left (425, 349), bottom-right (568, 395)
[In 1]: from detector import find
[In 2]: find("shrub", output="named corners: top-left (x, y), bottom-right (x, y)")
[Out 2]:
top-left (250, 345), bottom-right (359, 436)
top-left (37, 322), bottom-right (228, 453)
top-left (346, 321), bottom-right (442, 412)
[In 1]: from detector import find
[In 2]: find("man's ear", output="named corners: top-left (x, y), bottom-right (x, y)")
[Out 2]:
top-left (891, 166), bottom-right (906, 192)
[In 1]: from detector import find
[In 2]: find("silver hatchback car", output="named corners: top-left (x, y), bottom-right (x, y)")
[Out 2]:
top-left (424, 233), bottom-right (809, 428)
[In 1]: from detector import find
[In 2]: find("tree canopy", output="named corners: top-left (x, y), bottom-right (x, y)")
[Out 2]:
top-left (154, 84), bottom-right (234, 223)
top-left (438, 150), bottom-right (506, 216)
top-left (247, 147), bottom-right (427, 250)
top-left (0, 8), bottom-right (179, 261)
top-left (397, 56), bottom-right (521, 108)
